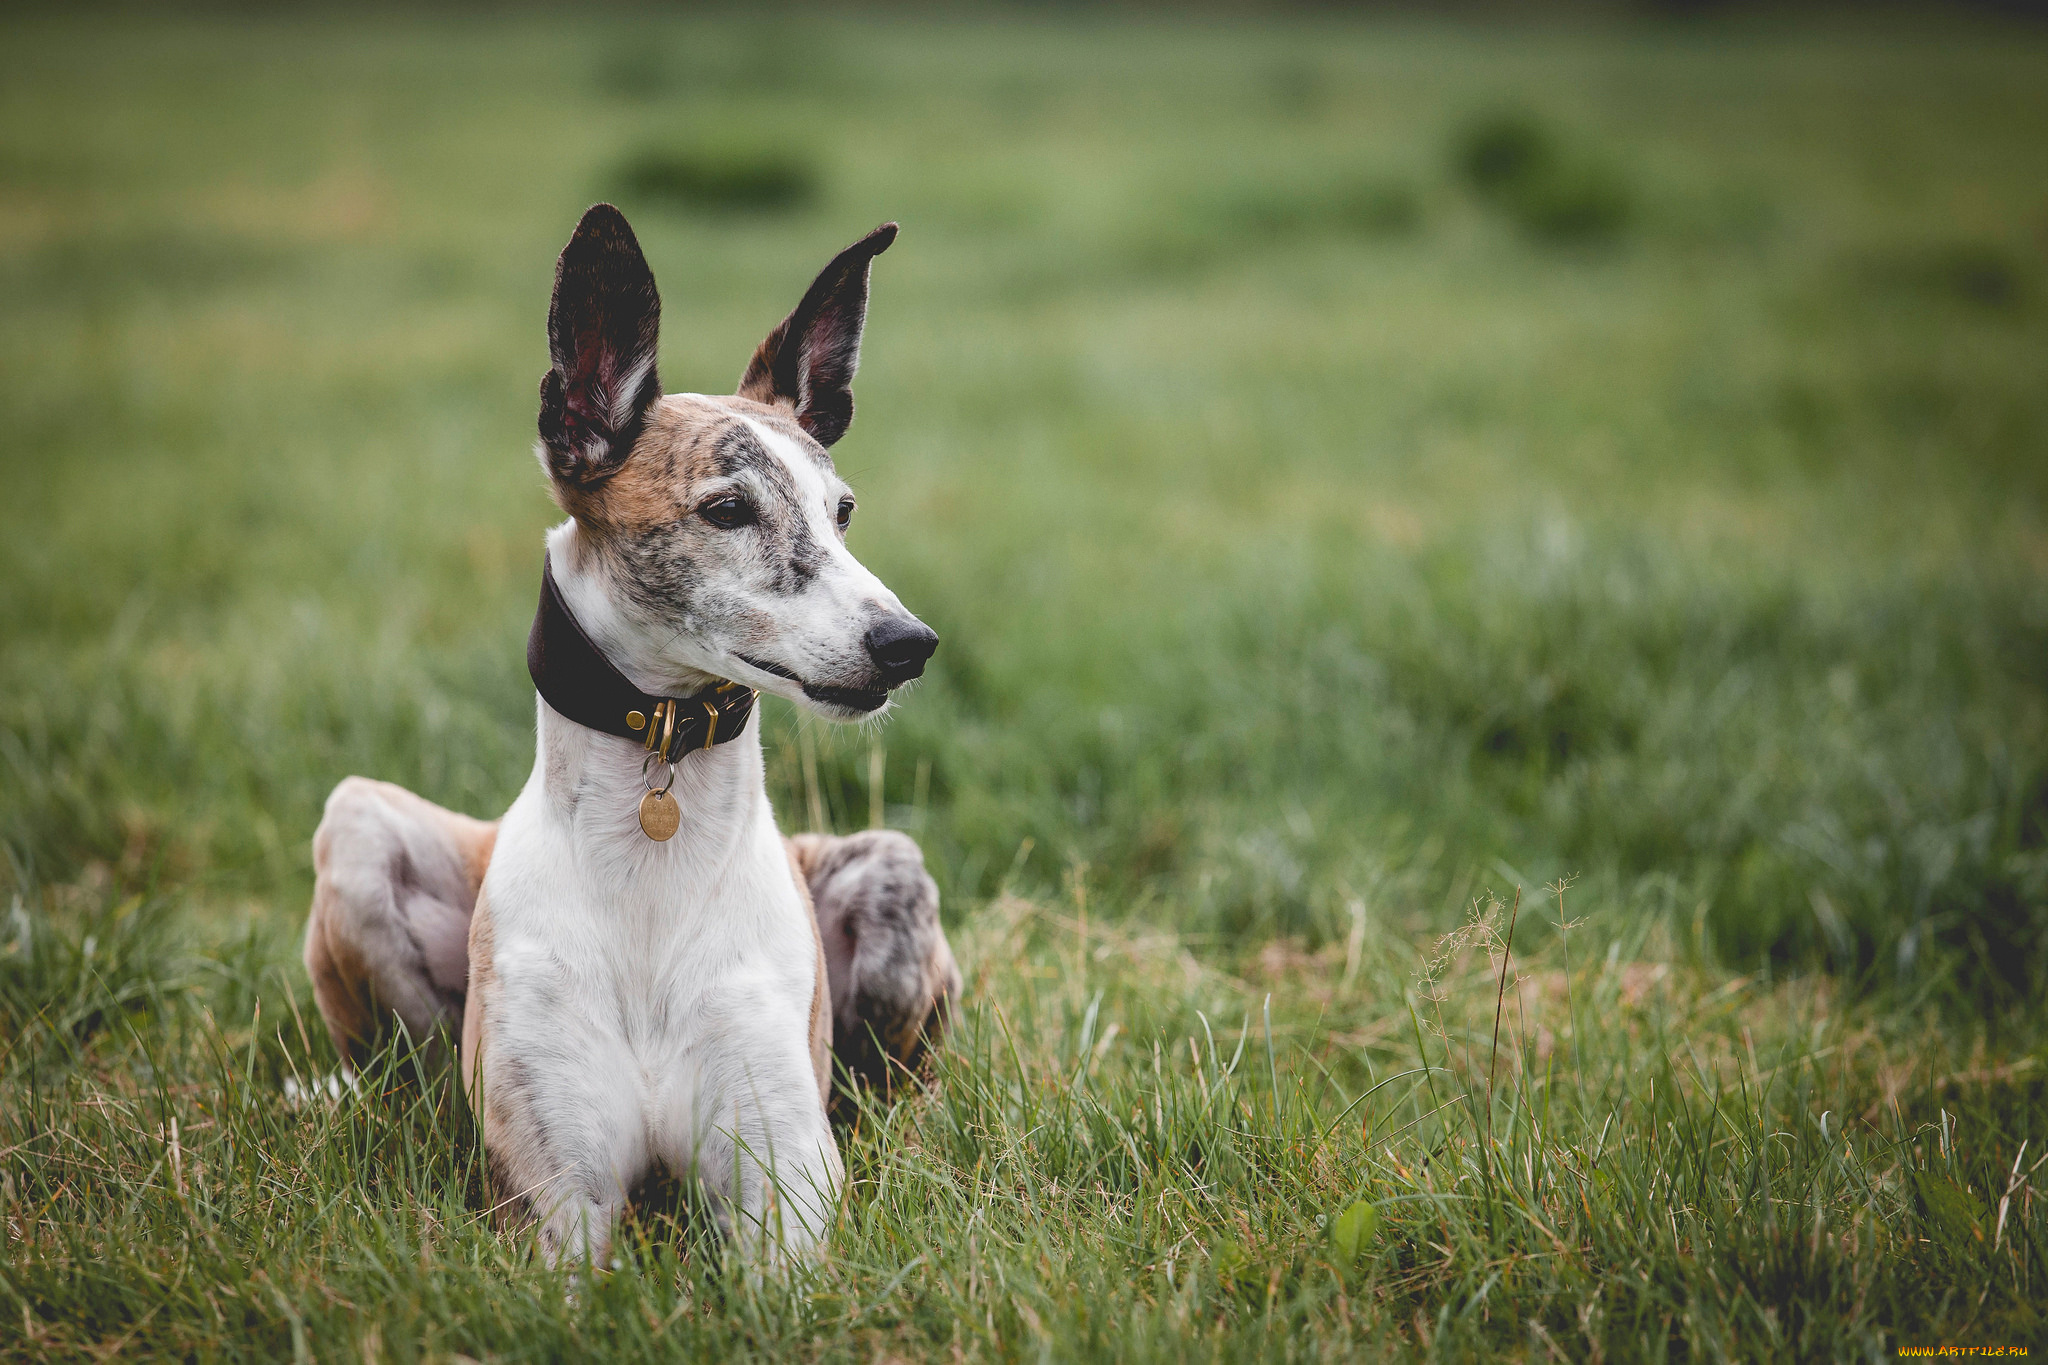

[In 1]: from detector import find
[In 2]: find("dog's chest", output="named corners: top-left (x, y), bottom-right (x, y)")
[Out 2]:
top-left (487, 795), bottom-right (812, 1070)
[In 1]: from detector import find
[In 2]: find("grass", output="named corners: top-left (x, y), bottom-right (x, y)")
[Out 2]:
top-left (3, 8), bottom-right (2047, 1360)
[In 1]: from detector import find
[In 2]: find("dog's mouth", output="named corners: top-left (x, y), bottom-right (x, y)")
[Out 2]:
top-left (735, 654), bottom-right (890, 715)
top-left (800, 683), bottom-right (890, 714)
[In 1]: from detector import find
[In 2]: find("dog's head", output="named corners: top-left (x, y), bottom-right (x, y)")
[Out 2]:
top-left (535, 204), bottom-right (935, 722)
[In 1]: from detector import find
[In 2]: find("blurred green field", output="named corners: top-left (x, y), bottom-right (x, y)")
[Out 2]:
top-left (4, 10), bottom-right (2047, 1361)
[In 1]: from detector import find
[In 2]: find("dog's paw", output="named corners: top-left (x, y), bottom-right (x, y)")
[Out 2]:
top-left (282, 1069), bottom-right (358, 1109)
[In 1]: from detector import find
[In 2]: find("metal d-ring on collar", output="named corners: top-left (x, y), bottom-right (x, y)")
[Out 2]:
top-left (641, 748), bottom-right (677, 797)
top-left (632, 684), bottom-right (749, 762)
top-left (526, 552), bottom-right (760, 762)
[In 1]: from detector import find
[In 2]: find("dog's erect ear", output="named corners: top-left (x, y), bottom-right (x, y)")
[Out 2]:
top-left (737, 222), bottom-right (897, 448)
top-left (538, 204), bottom-right (663, 487)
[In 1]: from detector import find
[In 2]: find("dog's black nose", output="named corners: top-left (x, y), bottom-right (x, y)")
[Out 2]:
top-left (865, 615), bottom-right (939, 686)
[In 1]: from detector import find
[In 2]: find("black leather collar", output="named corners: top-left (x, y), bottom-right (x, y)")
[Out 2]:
top-left (526, 553), bottom-right (758, 763)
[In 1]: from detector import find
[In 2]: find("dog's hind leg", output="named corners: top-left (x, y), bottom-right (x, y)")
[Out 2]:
top-left (304, 776), bottom-right (497, 1071)
top-left (788, 830), bottom-right (962, 1108)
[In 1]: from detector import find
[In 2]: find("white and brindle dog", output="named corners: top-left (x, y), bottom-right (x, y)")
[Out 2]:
top-left (301, 204), bottom-right (960, 1267)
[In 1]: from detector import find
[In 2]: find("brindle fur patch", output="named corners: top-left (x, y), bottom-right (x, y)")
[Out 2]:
top-left (564, 395), bottom-right (827, 532)
top-left (555, 394), bottom-right (846, 642)
top-left (789, 830), bottom-right (961, 1110)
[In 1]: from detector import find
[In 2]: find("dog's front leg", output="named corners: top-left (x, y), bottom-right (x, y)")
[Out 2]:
top-left (535, 1188), bottom-right (623, 1270)
top-left (688, 1075), bottom-right (843, 1264)
top-left (700, 1131), bottom-right (843, 1265)
top-left (488, 1102), bottom-right (641, 1269)
top-left (487, 1101), bottom-right (642, 1269)
top-left (470, 1016), bottom-right (647, 1269)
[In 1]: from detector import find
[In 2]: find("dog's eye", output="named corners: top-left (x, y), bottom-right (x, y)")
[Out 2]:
top-left (700, 496), bottom-right (755, 530)
top-left (835, 497), bottom-right (856, 531)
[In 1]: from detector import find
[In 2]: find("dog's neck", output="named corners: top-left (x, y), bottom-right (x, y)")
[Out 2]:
top-left (544, 521), bottom-right (726, 699)
top-left (534, 522), bottom-right (767, 853)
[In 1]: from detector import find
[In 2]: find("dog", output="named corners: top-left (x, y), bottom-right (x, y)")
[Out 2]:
top-left (301, 204), bottom-right (961, 1266)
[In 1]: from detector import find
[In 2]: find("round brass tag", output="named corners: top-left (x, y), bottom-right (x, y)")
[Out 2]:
top-left (637, 789), bottom-right (680, 841)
